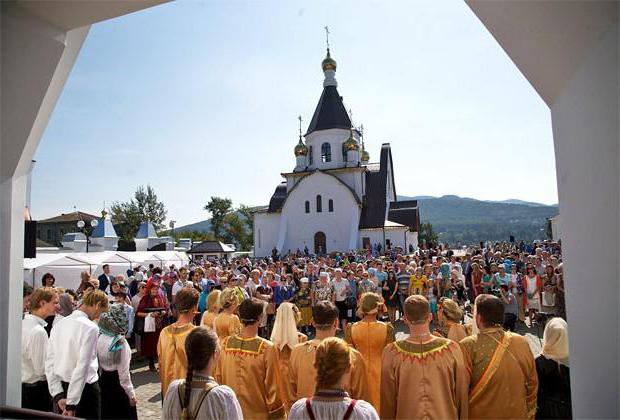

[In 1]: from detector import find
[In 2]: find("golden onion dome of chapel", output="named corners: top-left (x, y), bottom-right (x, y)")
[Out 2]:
top-left (361, 147), bottom-right (370, 162)
top-left (343, 130), bottom-right (360, 151)
top-left (322, 49), bottom-right (337, 72)
top-left (294, 137), bottom-right (308, 156)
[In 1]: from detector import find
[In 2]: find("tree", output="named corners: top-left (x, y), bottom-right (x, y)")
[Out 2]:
top-left (418, 222), bottom-right (439, 247)
top-left (223, 212), bottom-right (253, 251)
top-left (204, 197), bottom-right (233, 240)
top-left (111, 185), bottom-right (167, 240)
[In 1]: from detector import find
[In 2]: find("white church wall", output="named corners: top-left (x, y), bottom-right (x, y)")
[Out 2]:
top-left (280, 172), bottom-right (361, 253)
top-left (305, 128), bottom-right (350, 171)
top-left (406, 231), bottom-right (418, 252)
top-left (384, 228), bottom-right (408, 250)
top-left (358, 230), bottom-right (384, 250)
top-left (253, 212), bottom-right (281, 257)
top-left (331, 170), bottom-right (364, 199)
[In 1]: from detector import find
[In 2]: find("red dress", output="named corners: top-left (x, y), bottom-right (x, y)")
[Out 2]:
top-left (137, 293), bottom-right (167, 358)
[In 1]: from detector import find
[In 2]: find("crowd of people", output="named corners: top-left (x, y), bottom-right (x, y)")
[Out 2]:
top-left (20, 240), bottom-right (572, 419)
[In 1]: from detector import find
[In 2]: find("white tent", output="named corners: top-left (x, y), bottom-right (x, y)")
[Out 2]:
top-left (152, 251), bottom-right (190, 269)
top-left (23, 254), bottom-right (94, 290)
top-left (72, 251), bottom-right (135, 279)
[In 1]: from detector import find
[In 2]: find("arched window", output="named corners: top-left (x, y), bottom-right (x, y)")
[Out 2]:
top-left (305, 201), bottom-right (310, 213)
top-left (342, 143), bottom-right (348, 162)
top-left (321, 143), bottom-right (331, 163)
top-left (328, 199), bottom-right (334, 212)
top-left (308, 146), bottom-right (313, 165)
top-left (316, 195), bottom-right (322, 213)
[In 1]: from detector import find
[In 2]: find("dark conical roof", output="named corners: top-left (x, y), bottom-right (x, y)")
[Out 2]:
top-left (305, 85), bottom-right (351, 136)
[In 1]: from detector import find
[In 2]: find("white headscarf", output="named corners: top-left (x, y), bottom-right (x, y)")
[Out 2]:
top-left (541, 317), bottom-right (570, 366)
top-left (270, 302), bottom-right (300, 351)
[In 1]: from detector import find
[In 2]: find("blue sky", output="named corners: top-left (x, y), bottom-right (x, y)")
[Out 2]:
top-left (32, 0), bottom-right (557, 226)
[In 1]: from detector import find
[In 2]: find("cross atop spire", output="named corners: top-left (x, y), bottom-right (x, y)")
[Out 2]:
top-left (324, 26), bottom-right (330, 53)
top-left (298, 115), bottom-right (303, 138)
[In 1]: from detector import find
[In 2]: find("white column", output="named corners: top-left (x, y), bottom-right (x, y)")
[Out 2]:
top-left (551, 23), bottom-right (619, 418)
top-left (0, 4), bottom-right (90, 405)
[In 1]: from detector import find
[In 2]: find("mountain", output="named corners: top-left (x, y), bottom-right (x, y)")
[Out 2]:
top-left (175, 219), bottom-right (212, 233)
top-left (177, 196), bottom-right (559, 244)
top-left (398, 194), bottom-right (559, 244)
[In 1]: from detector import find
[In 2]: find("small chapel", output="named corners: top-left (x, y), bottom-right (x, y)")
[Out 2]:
top-left (252, 44), bottom-right (419, 257)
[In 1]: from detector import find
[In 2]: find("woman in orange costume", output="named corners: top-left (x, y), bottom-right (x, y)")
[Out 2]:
top-left (344, 292), bottom-right (394, 412)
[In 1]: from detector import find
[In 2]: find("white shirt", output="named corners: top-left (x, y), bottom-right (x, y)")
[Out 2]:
top-left (163, 380), bottom-right (243, 420)
top-left (172, 280), bottom-right (191, 297)
top-left (45, 310), bottom-right (99, 405)
top-left (288, 398), bottom-right (378, 420)
top-left (97, 334), bottom-right (135, 399)
top-left (22, 314), bottom-right (49, 384)
top-left (332, 278), bottom-right (349, 302)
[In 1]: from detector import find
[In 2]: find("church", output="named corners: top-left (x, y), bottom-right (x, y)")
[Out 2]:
top-left (252, 46), bottom-right (420, 257)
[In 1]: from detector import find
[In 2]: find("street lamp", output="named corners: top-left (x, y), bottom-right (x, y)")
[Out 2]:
top-left (169, 220), bottom-right (176, 242)
top-left (77, 218), bottom-right (99, 252)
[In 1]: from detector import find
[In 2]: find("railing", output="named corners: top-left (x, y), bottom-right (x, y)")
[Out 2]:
top-left (0, 405), bottom-right (81, 419)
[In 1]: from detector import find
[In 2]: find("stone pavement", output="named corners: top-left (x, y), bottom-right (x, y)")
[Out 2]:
top-left (132, 319), bottom-right (544, 420)
top-left (131, 358), bottom-right (162, 420)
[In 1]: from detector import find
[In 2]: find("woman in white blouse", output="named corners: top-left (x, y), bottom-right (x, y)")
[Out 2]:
top-left (163, 326), bottom-right (243, 420)
top-left (97, 304), bottom-right (137, 419)
top-left (288, 337), bottom-right (378, 420)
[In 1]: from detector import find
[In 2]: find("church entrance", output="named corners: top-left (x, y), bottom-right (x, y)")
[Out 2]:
top-left (314, 231), bottom-right (326, 255)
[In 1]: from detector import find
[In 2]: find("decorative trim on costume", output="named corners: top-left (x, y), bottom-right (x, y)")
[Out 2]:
top-left (225, 335), bottom-right (265, 356)
top-left (469, 332), bottom-right (512, 403)
top-left (392, 337), bottom-right (453, 361)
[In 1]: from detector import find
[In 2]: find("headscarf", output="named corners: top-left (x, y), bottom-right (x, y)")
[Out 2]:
top-left (58, 293), bottom-right (74, 317)
top-left (270, 302), bottom-right (300, 350)
top-left (441, 299), bottom-right (463, 323)
top-left (542, 317), bottom-right (570, 366)
top-left (219, 288), bottom-right (238, 309)
top-left (207, 289), bottom-right (221, 313)
top-left (358, 292), bottom-right (383, 316)
top-left (98, 304), bottom-right (128, 352)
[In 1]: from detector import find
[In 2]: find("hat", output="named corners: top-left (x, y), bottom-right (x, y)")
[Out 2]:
top-left (441, 299), bottom-right (463, 322)
top-left (300, 277), bottom-right (309, 284)
top-left (219, 288), bottom-right (238, 309)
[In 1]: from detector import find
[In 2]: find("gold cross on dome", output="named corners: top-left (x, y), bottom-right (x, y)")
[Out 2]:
top-left (297, 115), bottom-right (303, 137)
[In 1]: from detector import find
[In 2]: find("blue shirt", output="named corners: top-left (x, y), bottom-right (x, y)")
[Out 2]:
top-left (375, 270), bottom-right (388, 285)
top-left (274, 284), bottom-right (296, 305)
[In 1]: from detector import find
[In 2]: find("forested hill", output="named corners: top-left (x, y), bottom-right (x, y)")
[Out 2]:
top-left (399, 195), bottom-right (559, 244)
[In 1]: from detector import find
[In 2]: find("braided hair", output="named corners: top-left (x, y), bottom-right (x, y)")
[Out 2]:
top-left (314, 337), bottom-right (352, 390)
top-left (182, 327), bottom-right (218, 418)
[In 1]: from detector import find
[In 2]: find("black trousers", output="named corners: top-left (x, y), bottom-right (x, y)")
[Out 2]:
top-left (22, 380), bottom-right (52, 412)
top-left (61, 381), bottom-right (101, 420)
top-left (503, 313), bottom-right (517, 332)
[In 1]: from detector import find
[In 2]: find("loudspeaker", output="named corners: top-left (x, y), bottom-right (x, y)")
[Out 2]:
top-left (509, 235), bottom-right (515, 243)
top-left (24, 220), bottom-right (37, 258)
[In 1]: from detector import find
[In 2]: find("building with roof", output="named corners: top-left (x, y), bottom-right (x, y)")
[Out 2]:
top-left (253, 48), bottom-right (419, 257)
top-left (36, 211), bottom-right (98, 246)
top-left (187, 241), bottom-right (234, 260)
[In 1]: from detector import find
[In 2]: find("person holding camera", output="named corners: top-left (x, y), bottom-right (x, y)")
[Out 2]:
top-left (499, 284), bottom-right (518, 331)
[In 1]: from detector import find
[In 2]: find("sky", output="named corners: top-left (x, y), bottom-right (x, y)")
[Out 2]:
top-left (32, 0), bottom-right (558, 227)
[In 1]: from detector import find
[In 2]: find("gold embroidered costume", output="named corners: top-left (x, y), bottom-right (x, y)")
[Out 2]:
top-left (345, 321), bottom-right (395, 411)
top-left (215, 335), bottom-right (285, 419)
top-left (287, 338), bottom-right (369, 406)
top-left (157, 323), bottom-right (195, 396)
top-left (380, 336), bottom-right (469, 419)
top-left (213, 312), bottom-right (241, 339)
top-left (460, 327), bottom-right (538, 419)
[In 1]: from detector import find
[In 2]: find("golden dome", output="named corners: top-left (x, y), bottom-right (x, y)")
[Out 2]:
top-left (343, 132), bottom-right (359, 151)
top-left (361, 148), bottom-right (370, 162)
top-left (322, 49), bottom-right (337, 72)
top-left (294, 138), bottom-right (308, 156)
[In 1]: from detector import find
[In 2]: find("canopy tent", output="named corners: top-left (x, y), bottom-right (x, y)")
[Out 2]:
top-left (72, 251), bottom-right (135, 279)
top-left (23, 254), bottom-right (94, 290)
top-left (23, 251), bottom-right (190, 291)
